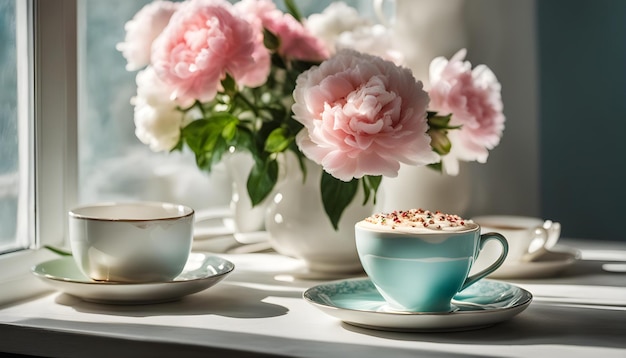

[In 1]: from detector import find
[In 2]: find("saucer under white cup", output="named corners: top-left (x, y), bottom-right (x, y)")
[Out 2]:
top-left (32, 252), bottom-right (234, 304)
top-left (193, 207), bottom-right (270, 245)
top-left (483, 249), bottom-right (579, 279)
top-left (470, 215), bottom-right (574, 278)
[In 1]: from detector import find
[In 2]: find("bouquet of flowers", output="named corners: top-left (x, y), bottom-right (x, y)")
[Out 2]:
top-left (117, 0), bottom-right (504, 229)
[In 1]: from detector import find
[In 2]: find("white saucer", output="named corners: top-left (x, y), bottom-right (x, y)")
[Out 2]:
top-left (487, 249), bottom-right (579, 279)
top-left (31, 252), bottom-right (234, 304)
top-left (193, 208), bottom-right (269, 245)
top-left (193, 207), bottom-right (235, 239)
top-left (304, 278), bottom-right (532, 332)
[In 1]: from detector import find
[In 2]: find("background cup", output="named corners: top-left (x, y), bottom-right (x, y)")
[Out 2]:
top-left (69, 201), bottom-right (194, 283)
top-left (355, 221), bottom-right (508, 312)
top-left (471, 215), bottom-right (561, 270)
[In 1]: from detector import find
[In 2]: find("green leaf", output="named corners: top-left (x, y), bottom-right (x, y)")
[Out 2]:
top-left (428, 161), bottom-right (443, 172)
top-left (265, 127), bottom-right (291, 153)
top-left (283, 0), bottom-right (303, 22)
top-left (182, 120), bottom-right (219, 171)
top-left (362, 178), bottom-right (371, 205)
top-left (247, 158), bottom-right (278, 206)
top-left (362, 175), bottom-right (382, 205)
top-left (182, 114), bottom-right (238, 172)
top-left (321, 173), bottom-right (359, 230)
top-left (263, 28), bottom-right (280, 51)
top-left (209, 137), bottom-right (230, 168)
top-left (222, 121), bottom-right (237, 142)
top-left (233, 127), bottom-right (254, 154)
top-left (44, 245), bottom-right (72, 256)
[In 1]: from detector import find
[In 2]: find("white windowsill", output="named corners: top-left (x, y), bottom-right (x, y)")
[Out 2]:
top-left (0, 238), bottom-right (625, 358)
top-left (0, 249), bottom-right (57, 306)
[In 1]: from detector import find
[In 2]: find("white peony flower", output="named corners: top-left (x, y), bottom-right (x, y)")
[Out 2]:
top-left (132, 67), bottom-right (193, 152)
top-left (305, 2), bottom-right (370, 54)
top-left (336, 24), bottom-right (404, 65)
top-left (116, 0), bottom-right (179, 71)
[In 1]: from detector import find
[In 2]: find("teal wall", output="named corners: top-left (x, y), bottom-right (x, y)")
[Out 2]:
top-left (538, 0), bottom-right (626, 241)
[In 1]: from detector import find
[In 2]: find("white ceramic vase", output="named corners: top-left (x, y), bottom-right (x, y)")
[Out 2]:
top-left (379, 0), bottom-right (467, 87)
top-left (265, 153), bottom-right (374, 275)
top-left (224, 152), bottom-right (271, 233)
top-left (371, 0), bottom-right (471, 216)
top-left (376, 163), bottom-right (471, 216)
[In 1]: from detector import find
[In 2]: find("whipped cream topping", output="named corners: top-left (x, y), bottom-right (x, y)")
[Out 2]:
top-left (360, 209), bottom-right (475, 232)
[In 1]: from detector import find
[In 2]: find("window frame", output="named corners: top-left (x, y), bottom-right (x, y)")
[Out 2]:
top-left (0, 0), bottom-right (77, 306)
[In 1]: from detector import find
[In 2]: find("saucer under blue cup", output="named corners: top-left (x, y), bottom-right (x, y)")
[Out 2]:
top-left (303, 278), bottom-right (532, 332)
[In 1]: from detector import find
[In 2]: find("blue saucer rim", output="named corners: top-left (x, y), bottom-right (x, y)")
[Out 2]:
top-left (303, 277), bottom-right (532, 316)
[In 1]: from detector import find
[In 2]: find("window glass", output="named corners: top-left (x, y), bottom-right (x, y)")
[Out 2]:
top-left (78, 0), bottom-right (231, 213)
top-left (0, 0), bottom-right (20, 253)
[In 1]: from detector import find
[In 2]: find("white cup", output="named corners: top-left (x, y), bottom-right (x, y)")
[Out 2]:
top-left (471, 215), bottom-right (561, 268)
top-left (69, 201), bottom-right (194, 283)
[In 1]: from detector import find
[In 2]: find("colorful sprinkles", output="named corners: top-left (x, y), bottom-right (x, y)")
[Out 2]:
top-left (364, 209), bottom-right (469, 230)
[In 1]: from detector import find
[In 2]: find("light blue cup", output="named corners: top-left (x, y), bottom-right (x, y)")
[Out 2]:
top-left (355, 221), bottom-right (508, 312)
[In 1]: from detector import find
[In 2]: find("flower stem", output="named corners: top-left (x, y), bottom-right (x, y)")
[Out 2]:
top-left (234, 92), bottom-right (258, 117)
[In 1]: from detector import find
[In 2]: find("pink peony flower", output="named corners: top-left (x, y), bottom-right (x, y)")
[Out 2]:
top-left (151, 0), bottom-right (267, 106)
top-left (293, 49), bottom-right (439, 181)
top-left (428, 49), bottom-right (505, 175)
top-left (234, 0), bottom-right (329, 62)
top-left (116, 1), bottom-right (179, 71)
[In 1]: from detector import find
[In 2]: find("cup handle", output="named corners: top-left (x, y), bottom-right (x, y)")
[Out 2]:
top-left (543, 220), bottom-right (561, 248)
top-left (460, 232), bottom-right (508, 291)
top-left (523, 221), bottom-right (561, 261)
top-left (523, 227), bottom-right (549, 260)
